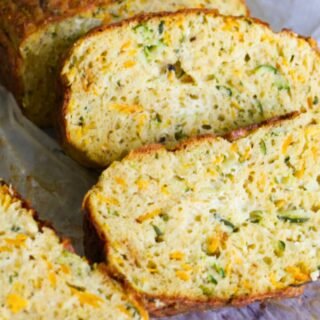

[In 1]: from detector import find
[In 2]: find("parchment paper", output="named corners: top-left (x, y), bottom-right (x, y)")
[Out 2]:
top-left (0, 88), bottom-right (96, 253)
top-left (1, 0), bottom-right (320, 318)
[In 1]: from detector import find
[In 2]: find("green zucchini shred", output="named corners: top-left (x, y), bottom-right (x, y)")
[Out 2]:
top-left (152, 225), bottom-right (163, 236)
top-left (275, 240), bottom-right (286, 256)
top-left (208, 275), bottom-right (218, 285)
top-left (255, 64), bottom-right (278, 74)
top-left (278, 240), bottom-right (286, 250)
top-left (200, 285), bottom-right (214, 297)
top-left (255, 64), bottom-right (290, 90)
top-left (154, 113), bottom-right (162, 123)
top-left (152, 225), bottom-right (164, 242)
top-left (158, 21), bottom-right (165, 34)
top-left (257, 100), bottom-right (264, 116)
top-left (202, 124), bottom-right (212, 130)
top-left (259, 140), bottom-right (267, 155)
top-left (214, 214), bottom-right (238, 232)
top-left (277, 216), bottom-right (309, 223)
top-left (174, 126), bottom-right (186, 140)
top-left (249, 210), bottom-right (263, 223)
top-left (125, 303), bottom-right (141, 317)
top-left (213, 264), bottom-right (225, 278)
top-left (160, 213), bottom-right (169, 222)
top-left (313, 96), bottom-right (319, 105)
top-left (216, 85), bottom-right (232, 97)
top-left (277, 210), bottom-right (310, 223)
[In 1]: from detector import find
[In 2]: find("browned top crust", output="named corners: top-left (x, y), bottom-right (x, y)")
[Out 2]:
top-left (64, 7), bottom-right (318, 51)
top-left (0, 0), bottom-right (112, 46)
top-left (143, 285), bottom-right (304, 317)
top-left (0, 1), bottom-right (249, 48)
top-left (59, 8), bottom-right (319, 167)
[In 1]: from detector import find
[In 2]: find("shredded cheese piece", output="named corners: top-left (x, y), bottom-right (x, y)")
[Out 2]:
top-left (6, 293), bottom-right (28, 314)
top-left (71, 289), bottom-right (104, 308)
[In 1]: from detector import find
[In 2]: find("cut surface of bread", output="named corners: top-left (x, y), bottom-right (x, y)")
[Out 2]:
top-left (84, 112), bottom-right (320, 317)
top-left (0, 1), bottom-right (247, 126)
top-left (0, 181), bottom-right (148, 320)
top-left (61, 9), bottom-right (320, 167)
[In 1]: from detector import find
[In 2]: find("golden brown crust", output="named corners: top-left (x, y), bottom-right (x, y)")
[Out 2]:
top-left (0, 1), bottom-right (249, 46)
top-left (223, 112), bottom-right (299, 141)
top-left (60, 7), bottom-right (318, 49)
top-left (129, 144), bottom-right (166, 156)
top-left (56, 87), bottom-right (106, 168)
top-left (241, 0), bottom-right (250, 16)
top-left (142, 286), bottom-right (304, 317)
top-left (143, 286), bottom-right (304, 317)
top-left (126, 112), bottom-right (299, 160)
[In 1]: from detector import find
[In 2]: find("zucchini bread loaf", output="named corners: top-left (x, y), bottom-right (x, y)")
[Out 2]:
top-left (61, 9), bottom-right (320, 167)
top-left (0, 0), bottom-right (247, 127)
top-left (0, 181), bottom-right (148, 319)
top-left (84, 112), bottom-right (320, 317)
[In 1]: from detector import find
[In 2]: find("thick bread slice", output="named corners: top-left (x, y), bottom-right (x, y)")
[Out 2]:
top-left (0, 1), bottom-right (247, 127)
top-left (0, 181), bottom-right (148, 320)
top-left (84, 112), bottom-right (320, 317)
top-left (61, 9), bottom-right (320, 167)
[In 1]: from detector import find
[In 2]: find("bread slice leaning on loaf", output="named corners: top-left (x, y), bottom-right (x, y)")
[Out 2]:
top-left (0, 0), bottom-right (247, 127)
top-left (60, 9), bottom-right (320, 168)
top-left (84, 111), bottom-right (320, 317)
top-left (0, 181), bottom-right (148, 320)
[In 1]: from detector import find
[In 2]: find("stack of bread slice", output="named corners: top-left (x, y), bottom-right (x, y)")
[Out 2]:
top-left (0, 0), bottom-right (247, 126)
top-left (2, 1), bottom-right (320, 318)
top-left (0, 181), bottom-right (148, 319)
top-left (59, 7), bottom-right (320, 318)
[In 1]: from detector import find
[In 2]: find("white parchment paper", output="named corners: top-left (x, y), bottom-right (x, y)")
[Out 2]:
top-left (1, 0), bottom-right (320, 318)
top-left (0, 88), bottom-right (96, 253)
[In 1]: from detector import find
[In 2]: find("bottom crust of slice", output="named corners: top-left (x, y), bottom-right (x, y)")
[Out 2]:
top-left (140, 286), bottom-right (304, 317)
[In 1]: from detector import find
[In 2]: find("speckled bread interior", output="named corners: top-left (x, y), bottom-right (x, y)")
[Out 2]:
top-left (0, 0), bottom-right (247, 126)
top-left (0, 181), bottom-right (148, 319)
top-left (84, 111), bottom-right (320, 317)
top-left (60, 9), bottom-right (320, 167)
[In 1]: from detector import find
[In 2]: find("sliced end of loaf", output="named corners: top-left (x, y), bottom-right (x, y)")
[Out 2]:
top-left (0, 181), bottom-right (148, 319)
top-left (84, 112), bottom-right (320, 316)
top-left (61, 9), bottom-right (320, 166)
top-left (0, 0), bottom-right (247, 126)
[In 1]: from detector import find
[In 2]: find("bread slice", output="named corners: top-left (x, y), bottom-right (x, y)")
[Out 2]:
top-left (0, 181), bottom-right (148, 319)
top-left (60, 9), bottom-right (320, 167)
top-left (84, 111), bottom-right (320, 317)
top-left (0, 1), bottom-right (247, 127)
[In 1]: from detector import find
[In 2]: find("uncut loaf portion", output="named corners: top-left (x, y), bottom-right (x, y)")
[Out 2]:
top-left (0, 181), bottom-right (148, 320)
top-left (84, 112), bottom-right (320, 317)
top-left (0, 0), bottom-right (247, 127)
top-left (61, 9), bottom-right (320, 168)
